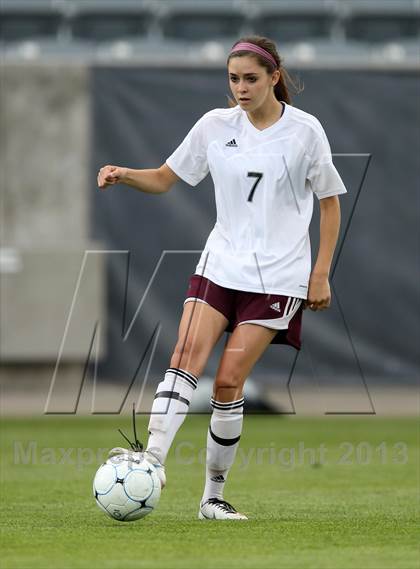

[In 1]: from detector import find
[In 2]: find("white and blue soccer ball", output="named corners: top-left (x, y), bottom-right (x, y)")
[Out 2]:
top-left (93, 453), bottom-right (161, 522)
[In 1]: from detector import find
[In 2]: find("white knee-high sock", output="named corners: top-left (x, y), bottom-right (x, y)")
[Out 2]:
top-left (201, 397), bottom-right (244, 503)
top-left (146, 367), bottom-right (198, 464)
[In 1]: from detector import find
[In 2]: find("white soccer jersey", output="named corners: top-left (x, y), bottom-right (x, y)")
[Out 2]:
top-left (166, 103), bottom-right (347, 298)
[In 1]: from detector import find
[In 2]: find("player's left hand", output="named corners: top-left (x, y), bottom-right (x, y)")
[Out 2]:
top-left (304, 273), bottom-right (331, 311)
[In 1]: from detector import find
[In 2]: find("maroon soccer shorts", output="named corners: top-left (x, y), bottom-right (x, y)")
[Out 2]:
top-left (184, 274), bottom-right (303, 349)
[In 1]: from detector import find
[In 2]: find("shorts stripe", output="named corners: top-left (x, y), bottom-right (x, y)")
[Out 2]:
top-left (184, 297), bottom-right (209, 307)
top-left (291, 298), bottom-right (300, 314)
top-left (284, 296), bottom-right (292, 317)
top-left (284, 297), bottom-right (299, 318)
top-left (239, 298), bottom-right (302, 331)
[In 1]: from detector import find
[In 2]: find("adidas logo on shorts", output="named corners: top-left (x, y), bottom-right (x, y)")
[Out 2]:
top-left (270, 302), bottom-right (282, 313)
top-left (225, 138), bottom-right (238, 147)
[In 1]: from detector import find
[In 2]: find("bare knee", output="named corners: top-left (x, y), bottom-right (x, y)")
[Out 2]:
top-left (213, 372), bottom-right (244, 402)
top-left (170, 336), bottom-right (208, 377)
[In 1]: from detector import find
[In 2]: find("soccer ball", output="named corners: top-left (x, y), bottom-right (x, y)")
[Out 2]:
top-left (93, 453), bottom-right (161, 521)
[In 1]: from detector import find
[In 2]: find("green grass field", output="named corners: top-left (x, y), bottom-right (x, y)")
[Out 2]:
top-left (0, 415), bottom-right (418, 569)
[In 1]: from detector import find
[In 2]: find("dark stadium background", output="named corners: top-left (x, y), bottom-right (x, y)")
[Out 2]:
top-left (1, 0), bottom-right (419, 413)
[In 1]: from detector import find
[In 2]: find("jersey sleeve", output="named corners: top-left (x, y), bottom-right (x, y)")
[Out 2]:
top-left (165, 115), bottom-right (209, 187)
top-left (306, 125), bottom-right (347, 199)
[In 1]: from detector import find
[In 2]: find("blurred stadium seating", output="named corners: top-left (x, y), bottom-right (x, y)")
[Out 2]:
top-left (344, 1), bottom-right (420, 43)
top-left (0, 0), bottom-right (419, 64)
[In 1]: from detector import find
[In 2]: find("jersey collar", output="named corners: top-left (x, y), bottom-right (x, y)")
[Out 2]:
top-left (242, 102), bottom-right (288, 135)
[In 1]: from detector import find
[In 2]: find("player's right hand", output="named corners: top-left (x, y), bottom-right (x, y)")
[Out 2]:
top-left (97, 165), bottom-right (128, 189)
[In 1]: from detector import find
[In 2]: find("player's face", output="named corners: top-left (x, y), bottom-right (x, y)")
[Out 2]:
top-left (228, 56), bottom-right (279, 112)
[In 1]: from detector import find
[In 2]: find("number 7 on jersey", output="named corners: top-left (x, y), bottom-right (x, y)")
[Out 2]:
top-left (247, 172), bottom-right (264, 202)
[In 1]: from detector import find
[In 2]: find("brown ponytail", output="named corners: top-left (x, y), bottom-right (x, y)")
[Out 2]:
top-left (226, 35), bottom-right (302, 106)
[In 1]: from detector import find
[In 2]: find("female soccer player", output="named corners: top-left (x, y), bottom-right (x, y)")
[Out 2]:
top-left (98, 36), bottom-right (347, 520)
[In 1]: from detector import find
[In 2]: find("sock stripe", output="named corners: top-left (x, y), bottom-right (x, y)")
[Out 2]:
top-left (211, 397), bottom-right (244, 406)
top-left (154, 391), bottom-right (190, 407)
top-left (208, 426), bottom-right (241, 447)
top-left (211, 398), bottom-right (244, 410)
top-left (211, 402), bottom-right (244, 411)
top-left (167, 367), bottom-right (198, 390)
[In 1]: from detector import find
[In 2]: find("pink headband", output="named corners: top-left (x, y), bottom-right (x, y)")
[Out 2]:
top-left (230, 42), bottom-right (278, 69)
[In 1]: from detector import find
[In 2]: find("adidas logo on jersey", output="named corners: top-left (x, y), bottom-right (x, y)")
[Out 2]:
top-left (210, 474), bottom-right (225, 483)
top-left (270, 302), bottom-right (282, 313)
top-left (225, 139), bottom-right (238, 147)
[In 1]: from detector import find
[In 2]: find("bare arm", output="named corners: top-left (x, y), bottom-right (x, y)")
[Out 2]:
top-left (305, 195), bottom-right (341, 311)
top-left (97, 163), bottom-right (180, 195)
